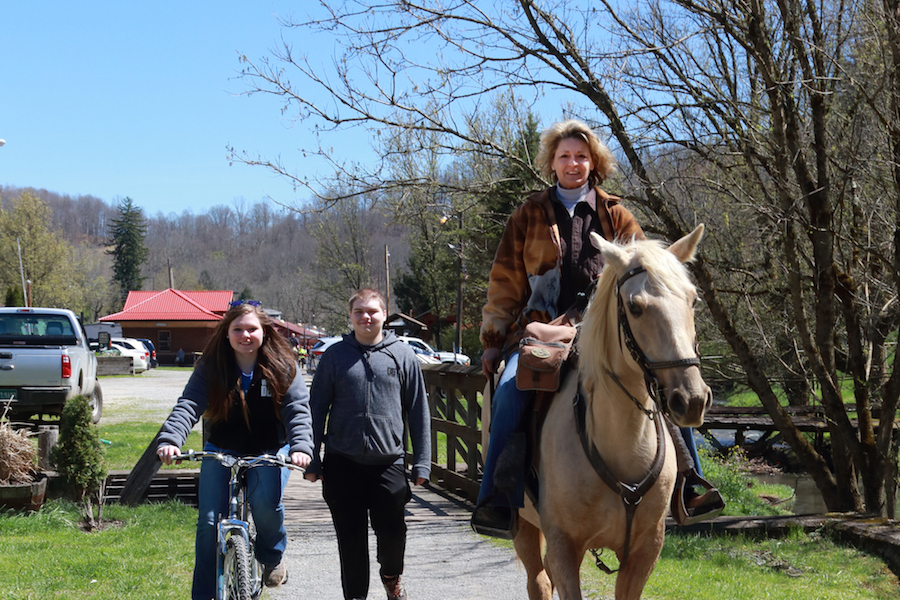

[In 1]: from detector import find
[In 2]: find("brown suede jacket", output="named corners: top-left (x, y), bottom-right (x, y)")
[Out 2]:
top-left (480, 186), bottom-right (644, 352)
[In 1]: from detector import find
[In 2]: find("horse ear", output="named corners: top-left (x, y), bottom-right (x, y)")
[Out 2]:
top-left (589, 231), bottom-right (629, 272)
top-left (667, 224), bottom-right (705, 263)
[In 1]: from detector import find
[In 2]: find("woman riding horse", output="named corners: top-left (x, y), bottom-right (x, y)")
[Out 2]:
top-left (472, 119), bottom-right (723, 537)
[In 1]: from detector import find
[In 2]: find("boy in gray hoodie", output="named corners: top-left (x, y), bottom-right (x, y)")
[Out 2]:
top-left (305, 288), bottom-right (431, 600)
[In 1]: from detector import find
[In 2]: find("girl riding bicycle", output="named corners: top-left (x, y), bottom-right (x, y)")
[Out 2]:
top-left (157, 301), bottom-right (313, 600)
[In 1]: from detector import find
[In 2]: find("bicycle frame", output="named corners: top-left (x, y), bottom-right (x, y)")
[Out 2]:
top-left (181, 450), bottom-right (303, 600)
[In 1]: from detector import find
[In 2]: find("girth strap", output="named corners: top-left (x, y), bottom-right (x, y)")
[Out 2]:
top-left (573, 382), bottom-right (667, 572)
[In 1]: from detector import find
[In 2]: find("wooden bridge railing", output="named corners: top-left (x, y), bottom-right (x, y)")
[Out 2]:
top-left (419, 363), bottom-right (486, 503)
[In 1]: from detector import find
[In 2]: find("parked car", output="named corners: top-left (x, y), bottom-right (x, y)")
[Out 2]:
top-left (307, 336), bottom-right (342, 373)
top-left (0, 307), bottom-right (102, 423)
top-left (110, 337), bottom-right (149, 373)
top-left (434, 349), bottom-right (471, 365)
top-left (397, 336), bottom-right (441, 364)
top-left (134, 338), bottom-right (158, 368)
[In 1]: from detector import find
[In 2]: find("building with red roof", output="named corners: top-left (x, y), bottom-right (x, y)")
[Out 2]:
top-left (99, 288), bottom-right (324, 365)
top-left (99, 288), bottom-right (233, 365)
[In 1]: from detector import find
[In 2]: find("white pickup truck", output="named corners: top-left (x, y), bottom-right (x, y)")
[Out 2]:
top-left (0, 307), bottom-right (102, 423)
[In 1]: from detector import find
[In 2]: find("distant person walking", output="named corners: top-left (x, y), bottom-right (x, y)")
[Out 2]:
top-left (157, 301), bottom-right (313, 600)
top-left (176, 347), bottom-right (185, 367)
top-left (305, 288), bottom-right (431, 600)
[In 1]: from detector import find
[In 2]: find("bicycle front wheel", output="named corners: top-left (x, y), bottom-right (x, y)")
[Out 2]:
top-left (222, 535), bottom-right (252, 600)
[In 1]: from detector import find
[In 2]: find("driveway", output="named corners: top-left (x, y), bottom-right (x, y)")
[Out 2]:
top-left (98, 367), bottom-right (195, 424)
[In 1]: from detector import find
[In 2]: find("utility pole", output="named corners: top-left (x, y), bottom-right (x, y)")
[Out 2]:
top-left (385, 245), bottom-right (391, 314)
top-left (17, 238), bottom-right (27, 307)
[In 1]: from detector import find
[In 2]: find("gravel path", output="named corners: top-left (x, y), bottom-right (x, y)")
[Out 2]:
top-left (98, 368), bottom-right (195, 424)
top-left (100, 368), bottom-right (532, 599)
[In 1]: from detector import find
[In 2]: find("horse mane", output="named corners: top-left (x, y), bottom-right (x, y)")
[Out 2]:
top-left (578, 238), bottom-right (696, 395)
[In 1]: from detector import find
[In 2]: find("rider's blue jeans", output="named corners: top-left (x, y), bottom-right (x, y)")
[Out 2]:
top-left (476, 352), bottom-right (705, 509)
top-left (192, 442), bottom-right (291, 600)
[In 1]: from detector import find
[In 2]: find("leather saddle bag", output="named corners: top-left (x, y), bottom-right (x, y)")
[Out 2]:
top-left (516, 317), bottom-right (577, 392)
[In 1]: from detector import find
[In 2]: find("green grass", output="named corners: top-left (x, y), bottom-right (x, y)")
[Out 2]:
top-left (96, 421), bottom-right (203, 471)
top-left (700, 446), bottom-right (793, 516)
top-left (593, 530), bottom-right (899, 599)
top-left (486, 529), bottom-right (898, 599)
top-left (0, 499), bottom-right (195, 599)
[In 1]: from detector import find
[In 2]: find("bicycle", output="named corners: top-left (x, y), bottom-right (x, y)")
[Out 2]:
top-left (179, 450), bottom-right (304, 600)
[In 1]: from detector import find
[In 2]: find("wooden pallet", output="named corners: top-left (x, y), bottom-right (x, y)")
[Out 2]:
top-left (105, 469), bottom-right (199, 506)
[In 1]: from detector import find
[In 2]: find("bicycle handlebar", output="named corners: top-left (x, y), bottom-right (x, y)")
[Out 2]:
top-left (176, 450), bottom-right (306, 473)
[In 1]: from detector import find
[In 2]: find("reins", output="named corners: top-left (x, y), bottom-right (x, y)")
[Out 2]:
top-left (576, 264), bottom-right (701, 573)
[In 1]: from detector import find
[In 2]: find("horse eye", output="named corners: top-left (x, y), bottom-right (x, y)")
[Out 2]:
top-left (628, 300), bottom-right (642, 317)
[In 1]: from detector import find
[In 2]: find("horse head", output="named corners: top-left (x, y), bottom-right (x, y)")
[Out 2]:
top-left (586, 225), bottom-right (712, 427)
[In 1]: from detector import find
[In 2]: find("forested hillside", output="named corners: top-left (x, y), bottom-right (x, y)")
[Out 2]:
top-left (0, 185), bottom-right (412, 335)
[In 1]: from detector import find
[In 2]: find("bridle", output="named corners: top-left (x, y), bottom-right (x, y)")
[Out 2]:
top-left (609, 265), bottom-right (701, 419)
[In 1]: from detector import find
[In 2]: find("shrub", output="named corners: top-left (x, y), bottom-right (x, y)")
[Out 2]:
top-left (51, 395), bottom-right (107, 528)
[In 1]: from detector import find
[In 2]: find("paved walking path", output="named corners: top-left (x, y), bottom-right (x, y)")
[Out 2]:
top-left (267, 475), bottom-right (531, 600)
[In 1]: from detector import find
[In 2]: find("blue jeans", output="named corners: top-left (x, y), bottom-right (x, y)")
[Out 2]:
top-left (477, 352), bottom-right (705, 508)
top-left (478, 351), bottom-right (529, 507)
top-left (192, 442), bottom-right (291, 600)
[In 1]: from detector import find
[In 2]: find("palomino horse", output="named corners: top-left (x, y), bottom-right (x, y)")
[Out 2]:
top-left (505, 225), bottom-right (711, 600)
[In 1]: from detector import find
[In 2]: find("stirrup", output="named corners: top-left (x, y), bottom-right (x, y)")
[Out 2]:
top-left (671, 470), bottom-right (725, 526)
top-left (470, 494), bottom-right (519, 539)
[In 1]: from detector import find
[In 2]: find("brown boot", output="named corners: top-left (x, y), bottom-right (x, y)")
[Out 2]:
top-left (263, 560), bottom-right (288, 587)
top-left (381, 574), bottom-right (408, 600)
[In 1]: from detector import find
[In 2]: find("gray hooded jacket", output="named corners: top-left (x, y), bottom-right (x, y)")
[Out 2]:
top-left (307, 330), bottom-right (431, 482)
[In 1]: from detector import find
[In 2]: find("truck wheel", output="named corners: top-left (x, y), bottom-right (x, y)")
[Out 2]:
top-left (90, 380), bottom-right (103, 424)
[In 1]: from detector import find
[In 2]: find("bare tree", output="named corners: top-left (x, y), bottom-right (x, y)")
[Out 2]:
top-left (230, 0), bottom-right (900, 515)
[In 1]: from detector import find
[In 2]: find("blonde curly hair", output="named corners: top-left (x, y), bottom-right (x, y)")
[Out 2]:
top-left (534, 119), bottom-right (617, 187)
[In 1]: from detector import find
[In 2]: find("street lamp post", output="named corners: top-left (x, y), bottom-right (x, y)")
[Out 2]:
top-left (448, 211), bottom-right (465, 363)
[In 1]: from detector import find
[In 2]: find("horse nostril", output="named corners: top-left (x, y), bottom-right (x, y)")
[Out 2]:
top-left (668, 390), bottom-right (687, 418)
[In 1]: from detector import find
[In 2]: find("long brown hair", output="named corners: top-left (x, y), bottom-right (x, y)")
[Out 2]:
top-left (201, 303), bottom-right (297, 424)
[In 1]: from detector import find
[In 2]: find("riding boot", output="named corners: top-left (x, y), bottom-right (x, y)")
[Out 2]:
top-left (494, 431), bottom-right (526, 496)
top-left (471, 432), bottom-right (525, 539)
top-left (664, 417), bottom-right (725, 524)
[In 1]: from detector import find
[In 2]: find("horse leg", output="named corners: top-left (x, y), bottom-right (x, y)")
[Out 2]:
top-left (513, 519), bottom-right (552, 600)
top-left (613, 535), bottom-right (664, 600)
top-left (543, 530), bottom-right (584, 600)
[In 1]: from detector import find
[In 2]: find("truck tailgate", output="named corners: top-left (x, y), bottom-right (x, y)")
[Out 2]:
top-left (0, 347), bottom-right (66, 388)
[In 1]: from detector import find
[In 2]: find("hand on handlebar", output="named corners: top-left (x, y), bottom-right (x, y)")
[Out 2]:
top-left (157, 444), bottom-right (182, 466)
top-left (290, 451), bottom-right (312, 469)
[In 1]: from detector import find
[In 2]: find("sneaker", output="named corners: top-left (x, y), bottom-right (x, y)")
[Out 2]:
top-left (381, 574), bottom-right (407, 600)
top-left (470, 504), bottom-right (518, 539)
top-left (263, 561), bottom-right (288, 587)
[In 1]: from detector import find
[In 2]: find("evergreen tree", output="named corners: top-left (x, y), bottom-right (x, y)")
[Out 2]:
top-left (51, 395), bottom-right (107, 529)
top-left (4, 285), bottom-right (24, 307)
top-left (107, 197), bottom-right (148, 305)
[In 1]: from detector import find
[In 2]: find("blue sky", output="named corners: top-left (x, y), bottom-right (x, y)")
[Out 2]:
top-left (0, 2), bottom-right (347, 216)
